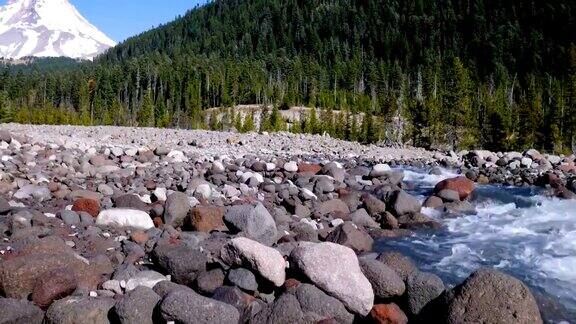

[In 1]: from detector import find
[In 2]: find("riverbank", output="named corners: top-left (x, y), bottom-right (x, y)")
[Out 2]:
top-left (0, 124), bottom-right (572, 323)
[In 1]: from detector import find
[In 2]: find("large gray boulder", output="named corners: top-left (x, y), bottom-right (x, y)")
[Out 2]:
top-left (163, 192), bottom-right (190, 227)
top-left (290, 242), bottom-right (374, 316)
top-left (160, 289), bottom-right (240, 324)
top-left (221, 237), bottom-right (286, 287)
top-left (445, 268), bottom-right (542, 324)
top-left (114, 286), bottom-right (161, 324)
top-left (360, 258), bottom-right (405, 299)
top-left (45, 296), bottom-right (115, 324)
top-left (405, 271), bottom-right (445, 316)
top-left (391, 190), bottom-right (421, 216)
top-left (0, 298), bottom-right (44, 324)
top-left (224, 203), bottom-right (278, 246)
top-left (152, 244), bottom-right (208, 286)
top-left (294, 283), bottom-right (354, 324)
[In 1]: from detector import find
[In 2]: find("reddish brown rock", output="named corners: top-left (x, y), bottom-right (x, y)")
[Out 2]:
top-left (131, 230), bottom-right (149, 245)
top-left (188, 205), bottom-right (227, 232)
top-left (434, 177), bottom-right (475, 200)
top-left (369, 304), bottom-right (408, 324)
top-left (72, 198), bottom-right (100, 218)
top-left (153, 216), bottom-right (164, 228)
top-left (32, 267), bottom-right (77, 310)
top-left (298, 163), bottom-right (322, 174)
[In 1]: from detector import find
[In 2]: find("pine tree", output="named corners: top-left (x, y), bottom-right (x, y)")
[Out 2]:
top-left (138, 90), bottom-right (155, 127)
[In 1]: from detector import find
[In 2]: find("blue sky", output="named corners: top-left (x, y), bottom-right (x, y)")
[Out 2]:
top-left (69, 0), bottom-right (208, 43)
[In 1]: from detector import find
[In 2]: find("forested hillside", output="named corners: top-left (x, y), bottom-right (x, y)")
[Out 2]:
top-left (1, 0), bottom-right (576, 152)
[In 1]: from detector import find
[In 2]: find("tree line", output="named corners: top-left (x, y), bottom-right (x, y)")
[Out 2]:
top-left (0, 0), bottom-right (575, 153)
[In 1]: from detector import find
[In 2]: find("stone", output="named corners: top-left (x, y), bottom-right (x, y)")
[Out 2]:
top-left (0, 298), bottom-right (44, 323)
top-left (294, 283), bottom-right (355, 324)
top-left (326, 222), bottom-right (374, 253)
top-left (223, 203), bottom-right (278, 246)
top-left (405, 271), bottom-right (444, 316)
top-left (152, 245), bottom-right (208, 286)
top-left (350, 208), bottom-right (380, 229)
top-left (434, 177), bottom-right (475, 200)
top-left (375, 251), bottom-right (417, 281)
top-left (317, 199), bottom-right (350, 216)
top-left (423, 196), bottom-right (443, 208)
top-left (221, 237), bottom-right (286, 287)
top-left (125, 270), bottom-right (169, 291)
top-left (284, 161), bottom-right (298, 172)
top-left (359, 259), bottom-right (405, 299)
top-left (114, 194), bottom-right (148, 211)
top-left (369, 303), bottom-right (408, 324)
top-left (58, 210), bottom-right (80, 225)
top-left (211, 286), bottom-right (249, 314)
top-left (298, 163), bottom-right (322, 174)
top-left (436, 189), bottom-right (460, 202)
top-left (196, 269), bottom-right (225, 295)
top-left (521, 157), bottom-right (533, 168)
top-left (96, 209), bottom-right (154, 230)
top-left (290, 242), bottom-right (374, 315)
top-left (212, 160), bottom-right (225, 174)
top-left (445, 268), bottom-right (542, 324)
top-left (0, 196), bottom-right (11, 214)
top-left (362, 194), bottom-right (387, 216)
top-left (160, 289), bottom-right (240, 324)
top-left (371, 164), bottom-right (392, 177)
top-left (72, 198), bottom-right (100, 218)
top-left (32, 267), bottom-right (78, 310)
top-left (391, 190), bottom-right (421, 216)
top-left (188, 205), bottom-right (227, 232)
top-left (163, 192), bottom-right (190, 227)
top-left (45, 296), bottom-right (115, 324)
top-left (227, 268), bottom-right (258, 292)
top-left (114, 286), bottom-right (161, 324)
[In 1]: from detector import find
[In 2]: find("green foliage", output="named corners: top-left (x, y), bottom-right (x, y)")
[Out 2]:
top-left (0, 0), bottom-right (575, 152)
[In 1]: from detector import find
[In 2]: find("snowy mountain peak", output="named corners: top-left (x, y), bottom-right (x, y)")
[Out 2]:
top-left (0, 0), bottom-right (116, 60)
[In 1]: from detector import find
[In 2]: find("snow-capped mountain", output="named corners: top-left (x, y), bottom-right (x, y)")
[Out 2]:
top-left (0, 0), bottom-right (116, 60)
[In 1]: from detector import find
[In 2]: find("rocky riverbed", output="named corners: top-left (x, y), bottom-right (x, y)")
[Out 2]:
top-left (0, 124), bottom-right (574, 323)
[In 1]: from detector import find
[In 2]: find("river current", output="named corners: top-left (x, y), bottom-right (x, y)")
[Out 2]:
top-left (375, 168), bottom-right (576, 323)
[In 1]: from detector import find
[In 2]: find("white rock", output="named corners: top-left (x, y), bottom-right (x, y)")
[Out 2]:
top-left (110, 147), bottom-right (124, 157)
top-left (195, 183), bottom-right (212, 199)
top-left (125, 148), bottom-right (138, 157)
top-left (96, 209), bottom-right (154, 230)
top-left (212, 161), bottom-right (225, 174)
top-left (284, 161), bottom-right (298, 172)
top-left (521, 157), bottom-right (533, 168)
top-left (125, 270), bottom-right (168, 291)
top-left (153, 187), bottom-right (168, 201)
top-left (300, 188), bottom-right (317, 200)
top-left (370, 163), bottom-right (391, 177)
top-left (222, 237), bottom-right (286, 287)
top-left (265, 163), bottom-right (276, 171)
top-left (102, 280), bottom-right (123, 294)
top-left (291, 242), bottom-right (374, 315)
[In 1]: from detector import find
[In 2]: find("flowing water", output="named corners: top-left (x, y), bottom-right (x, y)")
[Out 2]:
top-left (375, 168), bottom-right (576, 323)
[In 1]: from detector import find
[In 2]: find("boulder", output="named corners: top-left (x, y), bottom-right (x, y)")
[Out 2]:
top-left (326, 222), bottom-right (374, 253)
top-left (317, 199), bottom-right (350, 216)
top-left (32, 267), bottom-right (78, 310)
top-left (45, 296), bottom-right (115, 324)
top-left (436, 189), bottom-right (460, 202)
top-left (0, 298), bottom-right (44, 323)
top-left (114, 286), bottom-right (161, 324)
top-left (160, 289), bottom-right (240, 324)
top-left (294, 283), bottom-right (354, 324)
top-left (369, 303), bottom-right (408, 324)
top-left (434, 177), bottom-right (475, 200)
top-left (96, 209), bottom-right (154, 230)
top-left (188, 205), bottom-right (227, 232)
top-left (221, 237), bottom-right (286, 287)
top-left (125, 270), bottom-right (169, 291)
top-left (359, 259), bottom-right (405, 299)
top-left (72, 198), bottom-right (100, 218)
top-left (163, 192), bottom-right (190, 227)
top-left (223, 203), bottom-right (278, 246)
top-left (391, 190), bottom-right (421, 216)
top-left (196, 269), bottom-right (225, 295)
top-left (114, 194), bottom-right (148, 211)
top-left (251, 293), bottom-right (304, 324)
top-left (152, 245), bottom-right (208, 286)
top-left (227, 268), bottom-right (258, 292)
top-left (290, 242), bottom-right (374, 315)
top-left (405, 271), bottom-right (444, 316)
top-left (362, 194), bottom-right (387, 216)
top-left (371, 164), bottom-right (392, 177)
top-left (375, 252), bottom-right (417, 281)
top-left (445, 268), bottom-right (542, 324)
